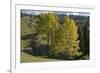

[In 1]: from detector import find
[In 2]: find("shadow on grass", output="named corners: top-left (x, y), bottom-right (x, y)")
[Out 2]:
top-left (21, 46), bottom-right (81, 61)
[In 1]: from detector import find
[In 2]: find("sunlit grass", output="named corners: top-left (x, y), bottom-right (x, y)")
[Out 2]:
top-left (21, 52), bottom-right (58, 63)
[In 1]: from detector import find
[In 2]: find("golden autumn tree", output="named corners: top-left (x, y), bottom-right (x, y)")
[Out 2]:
top-left (52, 25), bottom-right (67, 56)
top-left (36, 12), bottom-right (59, 55)
top-left (63, 16), bottom-right (82, 58)
top-left (36, 13), bottom-right (82, 59)
top-left (51, 16), bottom-right (82, 58)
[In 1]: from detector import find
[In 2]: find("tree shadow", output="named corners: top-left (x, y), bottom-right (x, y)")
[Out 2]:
top-left (21, 33), bottom-right (38, 40)
top-left (22, 47), bottom-right (79, 60)
top-left (22, 44), bottom-right (50, 57)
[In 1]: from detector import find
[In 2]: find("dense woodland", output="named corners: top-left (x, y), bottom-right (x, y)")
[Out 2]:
top-left (21, 11), bottom-right (89, 61)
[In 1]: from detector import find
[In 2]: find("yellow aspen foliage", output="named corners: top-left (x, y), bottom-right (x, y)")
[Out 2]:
top-left (63, 16), bottom-right (82, 57)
